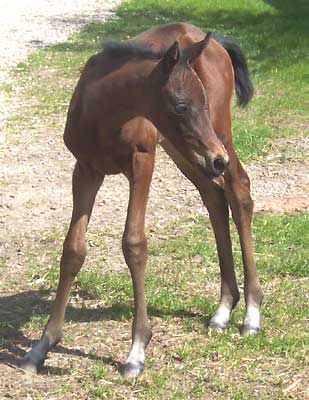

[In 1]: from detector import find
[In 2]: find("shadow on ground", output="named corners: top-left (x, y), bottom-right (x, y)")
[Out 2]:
top-left (45, 0), bottom-right (309, 79)
top-left (0, 289), bottom-right (202, 375)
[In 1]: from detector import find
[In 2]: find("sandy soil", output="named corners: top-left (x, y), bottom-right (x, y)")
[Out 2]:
top-left (0, 2), bottom-right (308, 250)
top-left (0, 2), bottom-right (308, 398)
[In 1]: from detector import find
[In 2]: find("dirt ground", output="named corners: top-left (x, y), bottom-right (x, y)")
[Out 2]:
top-left (0, 108), bottom-right (308, 399)
top-left (1, 125), bottom-right (308, 272)
top-left (0, 2), bottom-right (308, 399)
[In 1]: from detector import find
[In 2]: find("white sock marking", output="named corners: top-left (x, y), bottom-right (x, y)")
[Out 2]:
top-left (244, 304), bottom-right (260, 329)
top-left (126, 340), bottom-right (145, 366)
top-left (210, 303), bottom-right (231, 326)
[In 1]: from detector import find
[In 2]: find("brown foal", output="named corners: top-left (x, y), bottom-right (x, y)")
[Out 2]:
top-left (22, 23), bottom-right (263, 377)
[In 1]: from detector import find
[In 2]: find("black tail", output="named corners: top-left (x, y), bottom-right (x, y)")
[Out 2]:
top-left (212, 33), bottom-right (253, 106)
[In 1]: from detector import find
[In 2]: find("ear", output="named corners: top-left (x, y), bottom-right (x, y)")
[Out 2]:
top-left (184, 32), bottom-right (212, 64)
top-left (162, 41), bottom-right (180, 75)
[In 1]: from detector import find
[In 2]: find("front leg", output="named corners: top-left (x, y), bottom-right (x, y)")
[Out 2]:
top-left (160, 138), bottom-right (240, 330)
top-left (121, 148), bottom-right (155, 377)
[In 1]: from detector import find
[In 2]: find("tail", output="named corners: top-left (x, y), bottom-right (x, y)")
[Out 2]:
top-left (212, 33), bottom-right (253, 106)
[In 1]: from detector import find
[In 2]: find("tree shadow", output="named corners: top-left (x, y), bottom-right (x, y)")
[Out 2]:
top-left (264, 0), bottom-right (309, 15)
top-left (0, 289), bottom-right (203, 375)
top-left (111, 2), bottom-right (309, 75)
top-left (40, 1), bottom-right (309, 82)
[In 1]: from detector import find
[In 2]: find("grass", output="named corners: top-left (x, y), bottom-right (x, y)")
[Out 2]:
top-left (0, 257), bottom-right (7, 270)
top-left (1, 0), bottom-right (308, 398)
top-left (3, 0), bottom-right (309, 160)
top-left (20, 212), bottom-right (308, 399)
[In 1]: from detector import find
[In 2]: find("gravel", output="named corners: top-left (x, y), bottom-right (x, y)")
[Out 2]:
top-left (0, 0), bottom-right (122, 133)
top-left (0, 6), bottom-right (307, 397)
top-left (0, 0), bottom-right (308, 269)
top-left (0, 0), bottom-right (121, 79)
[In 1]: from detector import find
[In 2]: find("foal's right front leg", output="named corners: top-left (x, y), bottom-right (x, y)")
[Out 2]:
top-left (21, 161), bottom-right (103, 373)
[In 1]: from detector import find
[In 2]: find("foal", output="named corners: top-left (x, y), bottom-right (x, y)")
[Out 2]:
top-left (22, 23), bottom-right (263, 377)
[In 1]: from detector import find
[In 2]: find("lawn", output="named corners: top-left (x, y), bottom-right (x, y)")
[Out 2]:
top-left (23, 213), bottom-right (309, 399)
top-left (1, 0), bottom-right (308, 398)
top-left (4, 0), bottom-right (308, 160)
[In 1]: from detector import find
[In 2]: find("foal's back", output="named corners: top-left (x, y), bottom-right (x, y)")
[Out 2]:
top-left (132, 23), bottom-right (205, 49)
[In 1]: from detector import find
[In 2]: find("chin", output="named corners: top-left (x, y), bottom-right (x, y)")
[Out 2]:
top-left (196, 163), bottom-right (217, 179)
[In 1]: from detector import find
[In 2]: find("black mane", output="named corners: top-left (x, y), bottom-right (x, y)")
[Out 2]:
top-left (102, 40), bottom-right (167, 60)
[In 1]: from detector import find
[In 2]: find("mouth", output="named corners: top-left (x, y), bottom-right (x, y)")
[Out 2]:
top-left (197, 162), bottom-right (223, 179)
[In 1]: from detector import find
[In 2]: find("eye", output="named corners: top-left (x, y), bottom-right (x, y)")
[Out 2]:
top-left (175, 102), bottom-right (188, 114)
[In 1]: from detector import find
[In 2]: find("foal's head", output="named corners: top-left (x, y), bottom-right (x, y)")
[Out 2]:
top-left (150, 34), bottom-right (229, 178)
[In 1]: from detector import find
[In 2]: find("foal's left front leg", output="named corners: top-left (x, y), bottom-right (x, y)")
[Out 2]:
top-left (121, 150), bottom-right (155, 377)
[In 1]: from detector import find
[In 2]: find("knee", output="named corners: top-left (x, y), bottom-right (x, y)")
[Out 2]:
top-left (231, 164), bottom-right (253, 208)
top-left (122, 232), bottom-right (147, 264)
top-left (234, 173), bottom-right (253, 214)
top-left (61, 240), bottom-right (87, 276)
top-left (240, 191), bottom-right (254, 213)
top-left (240, 170), bottom-right (251, 190)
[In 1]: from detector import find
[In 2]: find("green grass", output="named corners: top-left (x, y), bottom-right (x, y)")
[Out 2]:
top-left (0, 257), bottom-right (7, 269)
top-left (23, 212), bottom-right (308, 399)
top-left (2, 1), bottom-right (308, 398)
top-left (3, 0), bottom-right (308, 160)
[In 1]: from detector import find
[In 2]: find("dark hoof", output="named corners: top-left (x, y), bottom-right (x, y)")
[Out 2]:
top-left (20, 351), bottom-right (45, 374)
top-left (121, 361), bottom-right (144, 378)
top-left (240, 325), bottom-right (260, 336)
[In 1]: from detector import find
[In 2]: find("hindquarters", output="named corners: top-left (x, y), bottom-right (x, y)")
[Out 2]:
top-left (211, 33), bottom-right (253, 107)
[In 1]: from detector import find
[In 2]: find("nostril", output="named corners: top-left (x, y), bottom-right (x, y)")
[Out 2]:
top-left (213, 157), bottom-right (229, 174)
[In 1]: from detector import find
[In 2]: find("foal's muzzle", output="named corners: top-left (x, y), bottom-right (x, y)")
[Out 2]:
top-left (211, 155), bottom-right (230, 176)
top-left (185, 132), bottom-right (229, 178)
top-left (195, 152), bottom-right (229, 178)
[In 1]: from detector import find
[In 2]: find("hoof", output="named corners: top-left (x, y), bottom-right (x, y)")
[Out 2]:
top-left (20, 351), bottom-right (45, 374)
top-left (121, 361), bottom-right (144, 378)
top-left (208, 318), bottom-right (228, 331)
top-left (240, 325), bottom-right (260, 336)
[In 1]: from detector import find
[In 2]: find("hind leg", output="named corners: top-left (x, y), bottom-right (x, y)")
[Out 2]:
top-left (194, 49), bottom-right (263, 335)
top-left (161, 139), bottom-right (239, 330)
top-left (21, 161), bottom-right (103, 372)
top-left (224, 161), bottom-right (264, 335)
